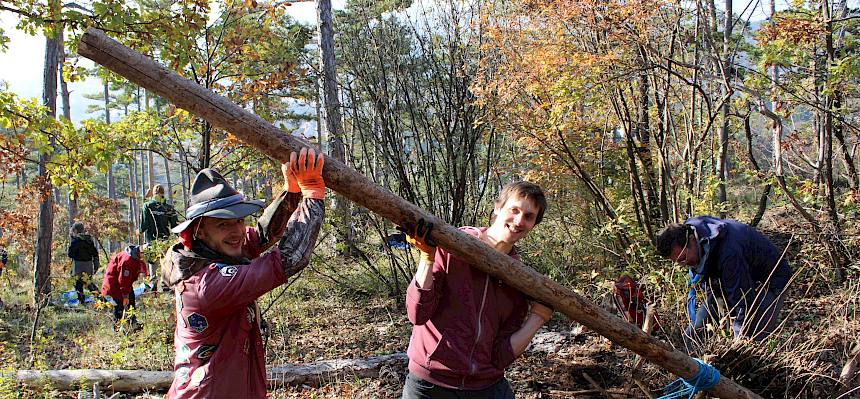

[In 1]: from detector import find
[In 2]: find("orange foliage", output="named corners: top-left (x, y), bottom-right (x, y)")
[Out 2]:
top-left (77, 194), bottom-right (130, 246)
top-left (0, 176), bottom-right (51, 257)
top-left (475, 0), bottom-right (664, 185)
top-left (0, 133), bottom-right (26, 179)
top-left (757, 16), bottom-right (826, 46)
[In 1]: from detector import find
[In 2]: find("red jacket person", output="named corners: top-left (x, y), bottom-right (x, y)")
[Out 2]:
top-left (402, 181), bottom-right (553, 398)
top-left (163, 148), bottom-right (325, 399)
top-left (101, 245), bottom-right (148, 326)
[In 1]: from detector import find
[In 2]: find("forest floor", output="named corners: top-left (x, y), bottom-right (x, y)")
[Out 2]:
top-left (2, 290), bottom-right (662, 399)
top-left (0, 208), bottom-right (857, 398)
top-left (1, 271), bottom-right (855, 399)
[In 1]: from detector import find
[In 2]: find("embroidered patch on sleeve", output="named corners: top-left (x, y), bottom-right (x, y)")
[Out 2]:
top-left (187, 312), bottom-right (209, 333)
top-left (217, 264), bottom-right (238, 278)
top-left (197, 344), bottom-right (217, 360)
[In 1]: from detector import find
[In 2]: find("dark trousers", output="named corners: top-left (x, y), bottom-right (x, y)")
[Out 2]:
top-left (113, 291), bottom-right (137, 325)
top-left (73, 277), bottom-right (97, 305)
top-left (401, 373), bottom-right (515, 399)
top-left (74, 277), bottom-right (86, 304)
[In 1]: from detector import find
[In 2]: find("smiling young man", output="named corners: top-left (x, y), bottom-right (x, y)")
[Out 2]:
top-left (655, 216), bottom-right (792, 345)
top-left (162, 148), bottom-right (325, 399)
top-left (401, 181), bottom-right (552, 399)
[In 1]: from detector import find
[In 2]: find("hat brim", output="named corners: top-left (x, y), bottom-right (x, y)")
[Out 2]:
top-left (171, 200), bottom-right (265, 233)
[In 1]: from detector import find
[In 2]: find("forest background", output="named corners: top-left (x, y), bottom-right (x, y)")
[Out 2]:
top-left (0, 0), bottom-right (858, 397)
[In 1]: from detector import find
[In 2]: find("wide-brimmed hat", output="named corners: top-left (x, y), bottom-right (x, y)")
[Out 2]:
top-left (171, 169), bottom-right (265, 233)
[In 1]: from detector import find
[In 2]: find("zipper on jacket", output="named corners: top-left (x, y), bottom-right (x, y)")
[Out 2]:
top-left (461, 275), bottom-right (490, 389)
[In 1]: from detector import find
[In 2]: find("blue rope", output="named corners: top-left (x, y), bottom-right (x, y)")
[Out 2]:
top-left (656, 358), bottom-right (721, 399)
top-left (686, 269), bottom-right (701, 324)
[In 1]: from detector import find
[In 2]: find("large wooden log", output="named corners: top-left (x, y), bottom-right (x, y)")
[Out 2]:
top-left (16, 369), bottom-right (174, 392)
top-left (15, 353), bottom-right (408, 392)
top-left (77, 28), bottom-right (763, 399)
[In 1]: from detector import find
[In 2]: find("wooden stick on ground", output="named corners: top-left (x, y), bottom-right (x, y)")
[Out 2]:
top-left (625, 304), bottom-right (657, 398)
top-left (582, 372), bottom-right (613, 399)
top-left (15, 353), bottom-right (408, 392)
top-left (837, 342), bottom-right (860, 397)
top-left (76, 28), bottom-right (763, 399)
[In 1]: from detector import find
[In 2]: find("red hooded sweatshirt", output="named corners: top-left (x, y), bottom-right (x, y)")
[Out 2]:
top-left (405, 226), bottom-right (529, 390)
top-left (101, 246), bottom-right (148, 301)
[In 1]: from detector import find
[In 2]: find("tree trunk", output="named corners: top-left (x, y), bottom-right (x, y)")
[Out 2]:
top-left (316, 0), bottom-right (353, 251)
top-left (77, 29), bottom-right (766, 398)
top-left (140, 150), bottom-right (147, 199)
top-left (14, 353), bottom-right (408, 392)
top-left (716, 0), bottom-right (733, 217)
top-left (833, 0), bottom-right (858, 190)
top-left (743, 114), bottom-right (770, 227)
top-left (821, 0), bottom-right (844, 282)
top-left (635, 48), bottom-right (660, 234)
top-left (164, 153), bottom-right (173, 203)
top-left (103, 78), bottom-right (120, 252)
top-left (201, 120), bottom-right (211, 170)
top-left (59, 34), bottom-right (77, 227)
top-left (833, 103), bottom-right (858, 190)
top-left (180, 157), bottom-right (189, 210)
top-left (34, 22), bottom-right (61, 305)
top-left (147, 150), bottom-right (155, 193)
top-left (129, 156), bottom-right (139, 244)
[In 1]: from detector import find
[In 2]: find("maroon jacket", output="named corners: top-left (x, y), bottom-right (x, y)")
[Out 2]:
top-left (405, 226), bottom-right (529, 390)
top-left (164, 192), bottom-right (324, 399)
top-left (101, 246), bottom-right (147, 300)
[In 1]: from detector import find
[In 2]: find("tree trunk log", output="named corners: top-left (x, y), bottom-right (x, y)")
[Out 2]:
top-left (15, 354), bottom-right (407, 392)
top-left (77, 28), bottom-right (763, 399)
top-left (16, 369), bottom-right (173, 392)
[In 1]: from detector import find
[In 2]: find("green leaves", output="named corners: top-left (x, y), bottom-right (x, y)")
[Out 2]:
top-left (0, 87), bottom-right (131, 197)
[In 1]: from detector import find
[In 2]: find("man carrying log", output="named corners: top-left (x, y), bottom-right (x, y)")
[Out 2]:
top-left (401, 181), bottom-right (553, 399)
top-left (655, 216), bottom-right (792, 344)
top-left (161, 148), bottom-right (325, 399)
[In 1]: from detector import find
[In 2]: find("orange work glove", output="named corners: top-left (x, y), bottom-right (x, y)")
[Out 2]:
top-left (529, 301), bottom-right (553, 323)
top-left (399, 219), bottom-right (437, 262)
top-left (290, 148), bottom-right (325, 199)
top-left (122, 296), bottom-right (129, 307)
top-left (281, 162), bottom-right (300, 193)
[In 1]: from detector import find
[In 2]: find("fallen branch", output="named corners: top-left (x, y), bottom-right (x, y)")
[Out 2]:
top-left (624, 304), bottom-right (657, 398)
top-left (582, 372), bottom-right (613, 399)
top-left (16, 369), bottom-right (173, 392)
top-left (15, 353), bottom-right (408, 392)
top-left (267, 353), bottom-right (407, 385)
top-left (77, 28), bottom-right (764, 399)
top-left (837, 343), bottom-right (860, 396)
top-left (549, 388), bottom-right (632, 397)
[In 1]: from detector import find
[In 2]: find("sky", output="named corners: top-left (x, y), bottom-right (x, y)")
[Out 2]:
top-left (0, 0), bottom-right (851, 125)
top-left (0, 1), bottom-right (341, 124)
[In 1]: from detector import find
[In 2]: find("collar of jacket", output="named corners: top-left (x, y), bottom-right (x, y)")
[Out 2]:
top-left (162, 241), bottom-right (250, 287)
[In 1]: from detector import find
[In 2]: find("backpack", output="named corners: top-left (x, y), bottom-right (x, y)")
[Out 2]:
top-left (612, 275), bottom-right (647, 328)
